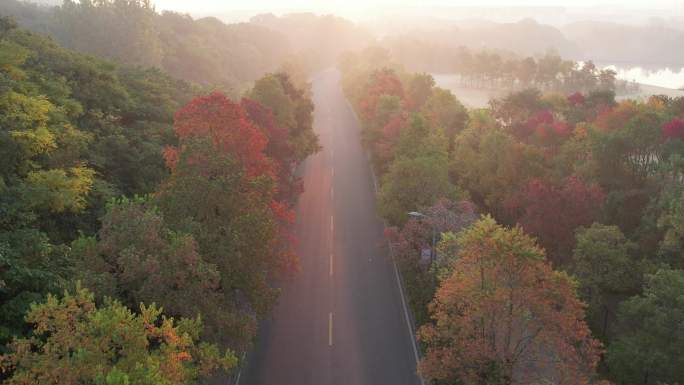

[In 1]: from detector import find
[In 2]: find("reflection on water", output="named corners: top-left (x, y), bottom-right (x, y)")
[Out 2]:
top-left (605, 65), bottom-right (684, 90)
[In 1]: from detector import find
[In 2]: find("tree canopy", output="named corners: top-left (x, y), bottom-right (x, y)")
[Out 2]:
top-left (0, 20), bottom-right (196, 348)
top-left (0, 18), bottom-right (317, 381)
top-left (341, 47), bottom-right (684, 384)
top-left (0, 285), bottom-right (236, 385)
top-left (418, 216), bottom-right (601, 385)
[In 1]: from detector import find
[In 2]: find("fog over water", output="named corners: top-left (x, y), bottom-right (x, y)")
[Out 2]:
top-left (606, 65), bottom-right (684, 89)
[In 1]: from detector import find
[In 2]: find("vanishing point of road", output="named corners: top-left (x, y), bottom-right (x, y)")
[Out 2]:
top-left (241, 69), bottom-right (422, 385)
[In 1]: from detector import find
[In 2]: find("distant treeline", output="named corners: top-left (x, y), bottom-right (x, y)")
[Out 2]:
top-left (381, 18), bottom-right (684, 73)
top-left (382, 38), bottom-right (640, 94)
top-left (0, 0), bottom-right (369, 91)
top-left (445, 50), bottom-right (624, 94)
top-left (0, 0), bottom-right (289, 89)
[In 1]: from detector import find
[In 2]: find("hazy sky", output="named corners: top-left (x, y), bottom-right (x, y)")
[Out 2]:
top-left (153, 0), bottom-right (683, 13)
top-left (151, 0), bottom-right (684, 23)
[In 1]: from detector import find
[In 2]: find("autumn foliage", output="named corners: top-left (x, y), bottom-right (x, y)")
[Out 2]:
top-left (358, 68), bottom-right (405, 123)
top-left (167, 91), bottom-right (297, 263)
top-left (241, 97), bottom-right (302, 201)
top-left (524, 109), bottom-right (571, 144)
top-left (165, 92), bottom-right (272, 178)
top-left (0, 286), bottom-right (235, 384)
top-left (69, 197), bottom-right (235, 347)
top-left (342, 53), bottom-right (684, 385)
top-left (662, 117), bottom-right (684, 140)
top-left (506, 177), bottom-right (605, 265)
top-left (418, 216), bottom-right (601, 385)
top-left (156, 91), bottom-right (301, 350)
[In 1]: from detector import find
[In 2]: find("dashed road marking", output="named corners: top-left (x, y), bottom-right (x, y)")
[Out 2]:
top-left (330, 253), bottom-right (334, 276)
top-left (328, 312), bottom-right (333, 346)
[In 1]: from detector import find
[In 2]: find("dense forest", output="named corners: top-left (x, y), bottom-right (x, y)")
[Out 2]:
top-left (0, 0), bottom-right (371, 93)
top-left (1, 1), bottom-right (684, 384)
top-left (341, 47), bottom-right (684, 385)
top-left (0, 14), bottom-right (319, 382)
top-left (0, 0), bottom-right (290, 89)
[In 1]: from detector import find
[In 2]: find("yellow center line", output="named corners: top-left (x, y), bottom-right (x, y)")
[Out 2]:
top-left (329, 253), bottom-right (334, 277)
top-left (328, 312), bottom-right (333, 346)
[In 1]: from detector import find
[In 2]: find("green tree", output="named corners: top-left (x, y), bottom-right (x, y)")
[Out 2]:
top-left (378, 116), bottom-right (458, 225)
top-left (572, 223), bottom-right (645, 340)
top-left (0, 230), bottom-right (67, 348)
top-left (657, 189), bottom-right (684, 267)
top-left (587, 107), bottom-right (666, 234)
top-left (379, 153), bottom-right (451, 225)
top-left (248, 73), bottom-right (319, 162)
top-left (451, 113), bottom-right (548, 219)
top-left (248, 74), bottom-right (295, 129)
top-left (421, 87), bottom-right (468, 154)
top-left (0, 18), bottom-right (196, 348)
top-left (70, 197), bottom-right (236, 346)
top-left (606, 269), bottom-right (684, 385)
top-left (54, 0), bottom-right (162, 67)
top-left (516, 57), bottom-right (537, 87)
top-left (159, 139), bottom-right (275, 351)
top-left (406, 73), bottom-right (435, 110)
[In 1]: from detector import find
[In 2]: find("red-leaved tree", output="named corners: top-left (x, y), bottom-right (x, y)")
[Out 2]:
top-left (358, 68), bottom-right (405, 124)
top-left (159, 92), bottom-right (298, 349)
top-left (241, 97), bottom-right (302, 202)
top-left (165, 92), bottom-right (272, 178)
top-left (663, 118), bottom-right (684, 140)
top-left (506, 176), bottom-right (605, 266)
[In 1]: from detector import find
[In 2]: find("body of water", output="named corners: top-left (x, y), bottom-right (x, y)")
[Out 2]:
top-left (605, 65), bottom-right (684, 90)
top-left (433, 66), bottom-right (684, 109)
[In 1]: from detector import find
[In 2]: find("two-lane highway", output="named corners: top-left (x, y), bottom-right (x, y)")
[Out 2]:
top-left (242, 69), bottom-right (421, 385)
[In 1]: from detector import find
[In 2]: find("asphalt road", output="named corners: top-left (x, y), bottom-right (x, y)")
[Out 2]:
top-left (240, 68), bottom-right (422, 385)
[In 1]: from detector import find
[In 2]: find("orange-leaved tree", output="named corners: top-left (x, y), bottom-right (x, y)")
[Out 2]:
top-left (358, 68), bottom-right (405, 126)
top-left (418, 215), bottom-right (601, 385)
top-left (0, 285), bottom-right (235, 384)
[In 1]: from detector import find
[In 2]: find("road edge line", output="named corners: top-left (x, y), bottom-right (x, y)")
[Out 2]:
top-left (234, 351), bottom-right (246, 385)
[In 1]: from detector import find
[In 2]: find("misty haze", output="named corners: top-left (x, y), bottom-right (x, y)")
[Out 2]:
top-left (0, 1), bottom-right (683, 385)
